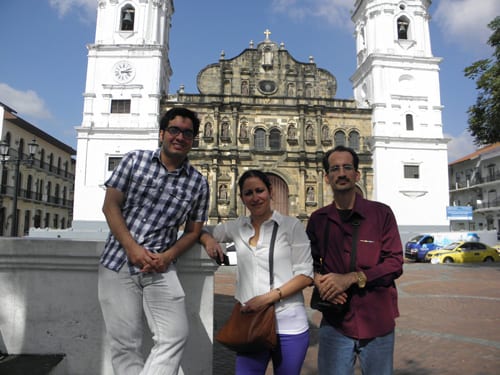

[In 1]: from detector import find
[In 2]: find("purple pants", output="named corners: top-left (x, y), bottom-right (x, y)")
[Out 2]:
top-left (235, 330), bottom-right (310, 375)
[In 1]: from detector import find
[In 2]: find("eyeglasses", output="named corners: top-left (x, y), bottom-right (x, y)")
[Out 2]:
top-left (165, 126), bottom-right (195, 140)
top-left (328, 164), bottom-right (355, 173)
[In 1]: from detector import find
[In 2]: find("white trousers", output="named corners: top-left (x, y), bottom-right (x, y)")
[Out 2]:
top-left (98, 264), bottom-right (189, 375)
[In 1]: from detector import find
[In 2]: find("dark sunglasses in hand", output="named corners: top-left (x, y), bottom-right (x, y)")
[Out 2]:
top-left (165, 126), bottom-right (195, 140)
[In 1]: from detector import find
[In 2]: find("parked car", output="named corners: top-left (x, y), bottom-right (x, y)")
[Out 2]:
top-left (404, 232), bottom-right (482, 262)
top-left (405, 234), bottom-right (440, 262)
top-left (425, 241), bottom-right (500, 264)
top-left (494, 243), bottom-right (500, 255)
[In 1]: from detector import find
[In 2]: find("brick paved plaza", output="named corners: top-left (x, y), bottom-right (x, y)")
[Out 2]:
top-left (214, 262), bottom-right (500, 375)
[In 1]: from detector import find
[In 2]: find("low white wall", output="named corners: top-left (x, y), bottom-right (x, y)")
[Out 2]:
top-left (0, 238), bottom-right (218, 375)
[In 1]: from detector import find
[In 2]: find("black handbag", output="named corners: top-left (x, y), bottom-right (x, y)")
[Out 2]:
top-left (310, 219), bottom-right (360, 314)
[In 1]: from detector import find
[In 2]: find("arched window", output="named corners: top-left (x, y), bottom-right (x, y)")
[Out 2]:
top-left (34, 209), bottom-right (42, 228)
top-left (57, 157), bottom-right (62, 174)
top-left (349, 131), bottom-right (360, 151)
top-left (0, 207), bottom-right (4, 236)
top-left (4, 132), bottom-right (11, 147)
top-left (27, 175), bottom-right (33, 199)
top-left (121, 6), bottom-right (135, 31)
top-left (46, 181), bottom-right (52, 202)
top-left (49, 153), bottom-right (54, 172)
top-left (23, 210), bottom-right (31, 236)
top-left (63, 186), bottom-right (67, 206)
top-left (1, 167), bottom-right (7, 195)
top-left (37, 179), bottom-right (44, 201)
top-left (334, 131), bottom-right (346, 147)
top-left (406, 114), bottom-right (414, 131)
top-left (40, 149), bottom-right (45, 168)
top-left (17, 173), bottom-right (23, 196)
top-left (18, 139), bottom-right (25, 158)
top-left (397, 16), bottom-right (410, 40)
top-left (269, 128), bottom-right (281, 150)
top-left (55, 184), bottom-right (60, 205)
top-left (254, 128), bottom-right (266, 151)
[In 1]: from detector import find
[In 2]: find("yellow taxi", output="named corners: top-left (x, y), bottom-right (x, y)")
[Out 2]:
top-left (425, 241), bottom-right (500, 264)
top-left (494, 243), bottom-right (500, 255)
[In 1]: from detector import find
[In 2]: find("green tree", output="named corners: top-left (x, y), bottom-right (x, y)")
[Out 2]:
top-left (464, 16), bottom-right (500, 145)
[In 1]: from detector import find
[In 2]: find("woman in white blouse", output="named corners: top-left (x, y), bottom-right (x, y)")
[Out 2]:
top-left (200, 169), bottom-right (313, 375)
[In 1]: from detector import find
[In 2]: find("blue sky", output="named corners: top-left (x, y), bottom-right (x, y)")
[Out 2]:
top-left (1, 0), bottom-right (498, 162)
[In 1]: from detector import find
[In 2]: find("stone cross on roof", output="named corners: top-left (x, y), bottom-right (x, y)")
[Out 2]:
top-left (264, 29), bottom-right (271, 40)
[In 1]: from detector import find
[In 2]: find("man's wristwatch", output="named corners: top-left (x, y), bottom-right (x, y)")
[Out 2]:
top-left (356, 272), bottom-right (367, 288)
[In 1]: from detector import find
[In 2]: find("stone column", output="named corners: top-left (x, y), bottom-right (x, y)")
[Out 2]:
top-left (229, 164), bottom-right (238, 218)
top-left (318, 168), bottom-right (325, 208)
top-left (209, 164), bottom-right (219, 219)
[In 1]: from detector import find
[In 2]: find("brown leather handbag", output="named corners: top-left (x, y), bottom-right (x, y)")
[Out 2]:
top-left (215, 223), bottom-right (279, 353)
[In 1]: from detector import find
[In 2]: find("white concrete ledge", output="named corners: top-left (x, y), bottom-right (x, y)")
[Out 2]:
top-left (0, 238), bottom-right (218, 375)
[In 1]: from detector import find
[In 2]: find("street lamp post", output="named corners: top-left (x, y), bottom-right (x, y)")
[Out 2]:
top-left (0, 139), bottom-right (39, 237)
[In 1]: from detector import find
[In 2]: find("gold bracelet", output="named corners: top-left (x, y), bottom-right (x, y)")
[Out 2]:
top-left (276, 287), bottom-right (283, 302)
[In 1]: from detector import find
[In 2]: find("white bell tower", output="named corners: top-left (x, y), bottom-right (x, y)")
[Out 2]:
top-left (73, 0), bottom-right (173, 228)
top-left (351, 0), bottom-right (449, 230)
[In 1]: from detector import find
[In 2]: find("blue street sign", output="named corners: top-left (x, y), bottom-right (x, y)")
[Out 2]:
top-left (446, 206), bottom-right (473, 220)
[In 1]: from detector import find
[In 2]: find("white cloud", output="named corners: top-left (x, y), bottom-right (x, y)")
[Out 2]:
top-left (434, 0), bottom-right (499, 52)
top-left (271, 0), bottom-right (352, 29)
top-left (446, 129), bottom-right (477, 163)
top-left (0, 83), bottom-right (52, 120)
top-left (49, 0), bottom-right (97, 21)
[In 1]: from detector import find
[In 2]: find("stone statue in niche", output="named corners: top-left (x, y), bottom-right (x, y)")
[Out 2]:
top-left (306, 186), bottom-right (315, 202)
top-left (322, 126), bottom-right (329, 140)
top-left (287, 125), bottom-right (296, 139)
top-left (287, 83), bottom-right (295, 97)
top-left (306, 125), bottom-right (314, 140)
top-left (219, 184), bottom-right (228, 200)
top-left (305, 84), bottom-right (313, 97)
top-left (204, 122), bottom-right (212, 137)
top-left (221, 121), bottom-right (229, 138)
top-left (241, 81), bottom-right (249, 95)
top-left (239, 123), bottom-right (248, 138)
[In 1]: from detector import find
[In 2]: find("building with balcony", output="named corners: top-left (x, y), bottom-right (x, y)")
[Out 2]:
top-left (0, 102), bottom-right (76, 236)
top-left (448, 142), bottom-right (500, 234)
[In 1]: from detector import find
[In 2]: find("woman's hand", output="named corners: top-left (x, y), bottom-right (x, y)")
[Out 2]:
top-left (200, 233), bottom-right (225, 264)
top-left (240, 294), bottom-right (273, 313)
top-left (326, 291), bottom-right (348, 305)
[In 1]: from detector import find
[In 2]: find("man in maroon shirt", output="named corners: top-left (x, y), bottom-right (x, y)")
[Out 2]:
top-left (306, 145), bottom-right (403, 375)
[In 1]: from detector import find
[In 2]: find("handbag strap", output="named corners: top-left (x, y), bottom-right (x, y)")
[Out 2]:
top-left (322, 217), bottom-right (361, 272)
top-left (268, 222), bottom-right (279, 289)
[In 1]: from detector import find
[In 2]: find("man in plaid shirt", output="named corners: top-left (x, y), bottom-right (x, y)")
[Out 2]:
top-left (98, 107), bottom-right (209, 375)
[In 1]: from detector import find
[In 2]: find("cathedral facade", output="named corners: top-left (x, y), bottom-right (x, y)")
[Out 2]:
top-left (73, 0), bottom-right (449, 233)
top-left (164, 32), bottom-right (373, 223)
